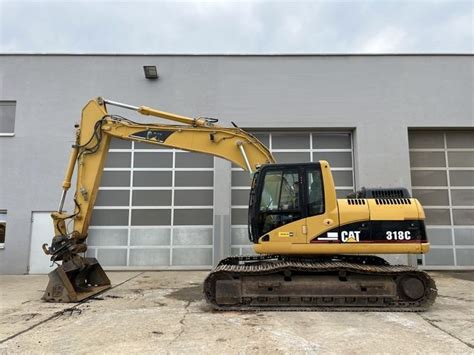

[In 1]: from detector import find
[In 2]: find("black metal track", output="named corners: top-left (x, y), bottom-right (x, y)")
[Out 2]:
top-left (204, 255), bottom-right (437, 312)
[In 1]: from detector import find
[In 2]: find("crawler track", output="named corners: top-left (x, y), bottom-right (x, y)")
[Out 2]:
top-left (204, 255), bottom-right (437, 312)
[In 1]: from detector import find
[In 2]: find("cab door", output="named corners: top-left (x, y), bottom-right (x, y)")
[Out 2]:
top-left (304, 163), bottom-right (340, 243)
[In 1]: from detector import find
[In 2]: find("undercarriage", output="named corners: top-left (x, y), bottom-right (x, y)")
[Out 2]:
top-left (204, 255), bottom-right (437, 311)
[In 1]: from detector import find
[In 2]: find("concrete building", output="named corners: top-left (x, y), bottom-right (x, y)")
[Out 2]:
top-left (0, 54), bottom-right (472, 274)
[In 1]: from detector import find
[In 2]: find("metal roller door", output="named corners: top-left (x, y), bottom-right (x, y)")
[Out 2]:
top-left (87, 139), bottom-right (214, 269)
top-left (231, 131), bottom-right (355, 255)
top-left (409, 131), bottom-right (474, 269)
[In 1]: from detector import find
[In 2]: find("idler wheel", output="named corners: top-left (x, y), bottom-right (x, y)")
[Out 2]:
top-left (400, 276), bottom-right (425, 300)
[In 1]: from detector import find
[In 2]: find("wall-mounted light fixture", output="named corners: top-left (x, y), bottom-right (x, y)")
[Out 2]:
top-left (143, 66), bottom-right (158, 79)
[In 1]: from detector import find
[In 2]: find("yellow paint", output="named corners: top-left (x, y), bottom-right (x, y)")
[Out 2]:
top-left (52, 98), bottom-right (275, 242)
top-left (254, 242), bottom-right (430, 255)
top-left (305, 161), bottom-right (340, 242)
top-left (263, 218), bottom-right (307, 244)
top-left (337, 199), bottom-right (369, 225)
top-left (367, 199), bottom-right (419, 220)
top-left (414, 199), bottom-right (426, 219)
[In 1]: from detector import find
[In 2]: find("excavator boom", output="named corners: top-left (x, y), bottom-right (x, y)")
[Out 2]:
top-left (42, 98), bottom-right (274, 302)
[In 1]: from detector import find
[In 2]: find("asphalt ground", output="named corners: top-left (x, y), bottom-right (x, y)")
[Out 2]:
top-left (1, 271), bottom-right (473, 354)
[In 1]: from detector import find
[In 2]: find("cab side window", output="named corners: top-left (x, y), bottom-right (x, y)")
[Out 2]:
top-left (307, 169), bottom-right (324, 216)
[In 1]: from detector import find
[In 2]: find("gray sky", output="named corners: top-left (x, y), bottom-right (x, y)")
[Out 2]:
top-left (0, 0), bottom-right (472, 53)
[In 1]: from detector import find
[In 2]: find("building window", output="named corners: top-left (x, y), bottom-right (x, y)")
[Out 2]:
top-left (87, 139), bottom-right (215, 268)
top-left (0, 211), bottom-right (6, 248)
top-left (0, 101), bottom-right (16, 136)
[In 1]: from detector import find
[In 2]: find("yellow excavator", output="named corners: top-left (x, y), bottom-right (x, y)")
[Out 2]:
top-left (42, 98), bottom-right (437, 311)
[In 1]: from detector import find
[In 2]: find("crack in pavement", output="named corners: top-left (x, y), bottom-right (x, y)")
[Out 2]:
top-left (419, 314), bottom-right (474, 349)
top-left (167, 300), bottom-right (193, 347)
top-left (438, 295), bottom-right (474, 303)
top-left (0, 272), bottom-right (145, 345)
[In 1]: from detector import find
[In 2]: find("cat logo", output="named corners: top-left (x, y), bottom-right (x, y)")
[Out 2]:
top-left (278, 231), bottom-right (294, 238)
top-left (341, 231), bottom-right (360, 243)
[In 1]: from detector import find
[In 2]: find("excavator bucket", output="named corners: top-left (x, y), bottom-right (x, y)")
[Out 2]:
top-left (42, 257), bottom-right (111, 302)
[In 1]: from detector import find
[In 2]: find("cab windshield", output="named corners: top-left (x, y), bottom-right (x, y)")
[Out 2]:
top-left (259, 171), bottom-right (299, 212)
top-left (255, 169), bottom-right (301, 236)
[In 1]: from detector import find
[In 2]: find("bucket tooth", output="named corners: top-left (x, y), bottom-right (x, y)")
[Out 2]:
top-left (42, 257), bottom-right (111, 303)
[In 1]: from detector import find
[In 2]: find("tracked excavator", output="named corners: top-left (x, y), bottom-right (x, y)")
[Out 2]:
top-left (42, 98), bottom-right (437, 311)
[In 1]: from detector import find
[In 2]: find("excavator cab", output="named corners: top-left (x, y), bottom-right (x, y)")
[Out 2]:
top-left (249, 162), bottom-right (324, 243)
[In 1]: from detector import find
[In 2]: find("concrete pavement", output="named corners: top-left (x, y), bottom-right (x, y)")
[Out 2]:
top-left (1, 271), bottom-right (473, 354)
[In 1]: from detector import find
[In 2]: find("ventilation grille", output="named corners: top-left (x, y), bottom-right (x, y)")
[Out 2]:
top-left (347, 187), bottom-right (411, 199)
top-left (375, 198), bottom-right (412, 205)
top-left (347, 199), bottom-right (366, 205)
top-left (371, 189), bottom-right (408, 198)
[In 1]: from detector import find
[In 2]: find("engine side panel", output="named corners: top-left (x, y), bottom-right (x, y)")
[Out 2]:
top-left (311, 198), bottom-right (427, 244)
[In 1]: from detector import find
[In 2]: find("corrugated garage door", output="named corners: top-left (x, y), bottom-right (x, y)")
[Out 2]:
top-left (231, 131), bottom-right (355, 255)
top-left (409, 131), bottom-right (474, 269)
top-left (87, 139), bottom-right (214, 269)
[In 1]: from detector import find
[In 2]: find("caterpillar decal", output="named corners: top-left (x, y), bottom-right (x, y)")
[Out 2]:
top-left (312, 220), bottom-right (427, 243)
top-left (129, 129), bottom-right (174, 143)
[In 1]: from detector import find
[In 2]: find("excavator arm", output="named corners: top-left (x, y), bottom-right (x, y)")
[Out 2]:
top-left (42, 97), bottom-right (274, 302)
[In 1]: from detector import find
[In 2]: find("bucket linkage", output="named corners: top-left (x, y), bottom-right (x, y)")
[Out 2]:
top-left (42, 235), bottom-right (111, 302)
